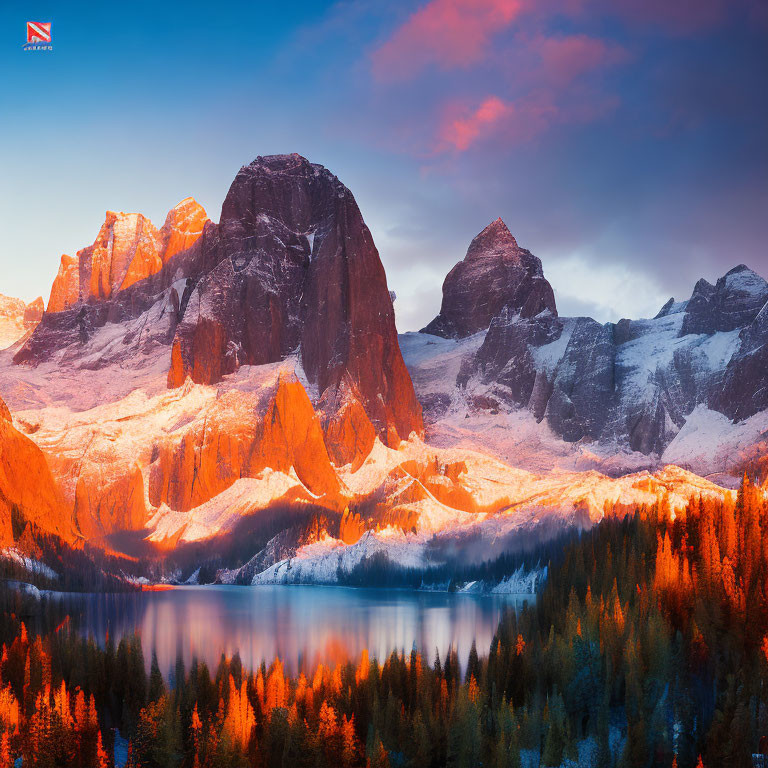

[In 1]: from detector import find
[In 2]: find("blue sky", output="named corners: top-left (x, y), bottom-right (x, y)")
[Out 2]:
top-left (1, 0), bottom-right (766, 331)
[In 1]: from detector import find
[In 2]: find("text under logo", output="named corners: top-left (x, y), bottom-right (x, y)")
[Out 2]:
top-left (24, 22), bottom-right (52, 51)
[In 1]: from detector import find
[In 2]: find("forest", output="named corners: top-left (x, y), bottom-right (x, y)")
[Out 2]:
top-left (0, 476), bottom-right (766, 767)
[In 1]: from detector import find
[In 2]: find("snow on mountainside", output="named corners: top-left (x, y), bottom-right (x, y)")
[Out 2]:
top-left (0, 312), bottom-right (734, 570)
top-left (0, 159), bottom-right (762, 586)
top-left (662, 405), bottom-right (768, 483)
top-left (250, 527), bottom-right (547, 592)
top-left (146, 471), bottom-right (316, 544)
top-left (249, 457), bottom-right (728, 586)
top-left (415, 219), bottom-right (768, 478)
top-left (400, 316), bottom-right (760, 481)
top-left (252, 529), bottom-right (426, 585)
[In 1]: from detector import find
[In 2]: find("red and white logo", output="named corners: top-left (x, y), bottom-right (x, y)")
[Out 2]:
top-left (26, 22), bottom-right (51, 44)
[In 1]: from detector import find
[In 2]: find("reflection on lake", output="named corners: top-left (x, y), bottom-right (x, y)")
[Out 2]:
top-left (57, 585), bottom-right (532, 676)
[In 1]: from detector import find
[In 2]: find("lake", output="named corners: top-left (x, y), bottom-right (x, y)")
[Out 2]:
top-left (56, 585), bottom-right (532, 677)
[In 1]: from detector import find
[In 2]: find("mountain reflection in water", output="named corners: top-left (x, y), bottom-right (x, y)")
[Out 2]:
top-left (58, 585), bottom-right (533, 676)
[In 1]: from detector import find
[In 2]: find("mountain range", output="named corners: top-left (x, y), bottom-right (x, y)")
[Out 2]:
top-left (0, 153), bottom-right (764, 583)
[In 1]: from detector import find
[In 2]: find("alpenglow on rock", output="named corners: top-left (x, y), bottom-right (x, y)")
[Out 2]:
top-left (47, 198), bottom-right (209, 313)
top-left (0, 394), bottom-right (72, 546)
top-left (167, 154), bottom-right (423, 451)
top-left (422, 218), bottom-right (557, 339)
top-left (12, 153), bottom-right (424, 539)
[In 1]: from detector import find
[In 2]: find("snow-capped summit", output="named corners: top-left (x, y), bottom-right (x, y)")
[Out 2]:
top-left (414, 230), bottom-right (768, 468)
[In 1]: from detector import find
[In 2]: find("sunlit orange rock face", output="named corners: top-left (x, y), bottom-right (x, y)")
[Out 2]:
top-left (321, 392), bottom-right (377, 471)
top-left (388, 457), bottom-right (482, 514)
top-left (47, 255), bottom-right (79, 314)
top-left (47, 199), bottom-right (208, 313)
top-left (149, 373), bottom-right (342, 517)
top-left (167, 155), bottom-right (423, 453)
top-left (22, 297), bottom-right (44, 326)
top-left (0, 396), bottom-right (72, 546)
top-left (339, 508), bottom-right (365, 544)
top-left (9, 155), bottom-right (424, 544)
top-left (74, 463), bottom-right (146, 541)
top-left (167, 320), bottom-right (227, 389)
top-left (158, 197), bottom-right (209, 262)
top-left (257, 374), bottom-right (341, 497)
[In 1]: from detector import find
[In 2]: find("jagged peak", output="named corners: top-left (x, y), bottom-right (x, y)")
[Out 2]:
top-left (468, 217), bottom-right (519, 257)
top-left (688, 277), bottom-right (715, 300)
top-left (161, 198), bottom-right (209, 233)
top-left (172, 196), bottom-right (204, 211)
top-left (96, 199), bottom-right (208, 234)
top-left (655, 297), bottom-right (675, 318)
top-left (103, 209), bottom-right (151, 224)
top-left (721, 263), bottom-right (767, 293)
top-left (681, 263), bottom-right (768, 336)
top-left (654, 297), bottom-right (688, 319)
top-left (422, 217), bottom-right (555, 338)
top-left (489, 216), bottom-right (512, 233)
top-left (686, 265), bottom-right (768, 304)
top-left (45, 198), bottom-right (209, 314)
top-left (724, 263), bottom-right (754, 277)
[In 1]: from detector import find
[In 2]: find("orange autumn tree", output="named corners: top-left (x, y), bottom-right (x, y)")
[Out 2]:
top-left (223, 675), bottom-right (254, 749)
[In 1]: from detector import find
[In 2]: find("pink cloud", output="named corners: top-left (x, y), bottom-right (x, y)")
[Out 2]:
top-left (432, 32), bottom-right (625, 153)
top-left (534, 34), bottom-right (627, 88)
top-left (371, 0), bottom-right (739, 85)
top-left (372, 0), bottom-right (524, 81)
top-left (435, 84), bottom-right (619, 153)
top-left (439, 96), bottom-right (513, 150)
top-left (437, 95), bottom-right (559, 151)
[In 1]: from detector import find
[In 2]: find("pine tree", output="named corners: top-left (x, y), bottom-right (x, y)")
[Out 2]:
top-left (149, 651), bottom-right (165, 703)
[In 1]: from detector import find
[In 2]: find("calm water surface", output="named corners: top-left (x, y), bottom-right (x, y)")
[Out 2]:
top-left (59, 585), bottom-right (532, 676)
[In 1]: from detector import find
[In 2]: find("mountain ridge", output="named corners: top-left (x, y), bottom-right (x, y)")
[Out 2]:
top-left (0, 162), bottom-right (764, 581)
top-left (418, 217), bottom-right (768, 458)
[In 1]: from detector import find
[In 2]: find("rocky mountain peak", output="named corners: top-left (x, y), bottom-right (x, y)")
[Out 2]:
top-left (159, 198), bottom-right (209, 263)
top-left (165, 154), bottom-right (422, 448)
top-left (681, 263), bottom-right (768, 336)
top-left (24, 296), bottom-right (44, 323)
top-left (468, 217), bottom-right (519, 258)
top-left (422, 219), bottom-right (557, 339)
top-left (416, 240), bottom-right (768, 461)
top-left (46, 202), bottom-right (209, 314)
top-left (217, 154), bottom-right (349, 242)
